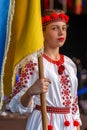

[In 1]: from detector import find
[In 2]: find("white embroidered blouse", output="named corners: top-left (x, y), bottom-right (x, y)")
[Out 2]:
top-left (9, 52), bottom-right (82, 130)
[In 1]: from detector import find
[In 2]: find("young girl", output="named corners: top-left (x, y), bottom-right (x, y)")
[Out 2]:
top-left (9, 9), bottom-right (82, 130)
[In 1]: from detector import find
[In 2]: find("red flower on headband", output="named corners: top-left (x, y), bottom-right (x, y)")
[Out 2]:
top-left (42, 13), bottom-right (69, 25)
top-left (51, 13), bottom-right (58, 19)
top-left (59, 13), bottom-right (65, 19)
top-left (45, 15), bottom-right (51, 22)
top-left (42, 17), bottom-right (45, 24)
top-left (65, 15), bottom-right (69, 23)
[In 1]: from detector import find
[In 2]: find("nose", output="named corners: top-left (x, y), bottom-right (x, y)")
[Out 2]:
top-left (58, 27), bottom-right (63, 35)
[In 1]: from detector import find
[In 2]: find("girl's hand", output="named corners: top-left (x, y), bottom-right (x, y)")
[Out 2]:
top-left (29, 78), bottom-right (51, 95)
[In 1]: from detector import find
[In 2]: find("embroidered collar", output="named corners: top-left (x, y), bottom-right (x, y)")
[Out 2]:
top-left (43, 53), bottom-right (64, 66)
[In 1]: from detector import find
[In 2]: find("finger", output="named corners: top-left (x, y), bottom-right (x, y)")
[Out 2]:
top-left (42, 86), bottom-right (48, 93)
top-left (43, 86), bottom-right (48, 90)
top-left (43, 78), bottom-right (51, 84)
top-left (44, 82), bottom-right (49, 86)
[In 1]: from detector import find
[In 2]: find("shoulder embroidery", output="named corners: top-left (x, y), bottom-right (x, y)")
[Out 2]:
top-left (8, 60), bottom-right (37, 102)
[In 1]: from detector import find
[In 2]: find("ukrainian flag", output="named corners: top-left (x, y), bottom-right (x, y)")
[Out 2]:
top-left (1, 0), bottom-right (44, 107)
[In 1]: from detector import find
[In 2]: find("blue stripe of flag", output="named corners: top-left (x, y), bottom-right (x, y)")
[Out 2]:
top-left (0, 0), bottom-right (10, 75)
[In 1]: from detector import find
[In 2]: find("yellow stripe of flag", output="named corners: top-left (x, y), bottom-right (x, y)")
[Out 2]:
top-left (14, 0), bottom-right (44, 66)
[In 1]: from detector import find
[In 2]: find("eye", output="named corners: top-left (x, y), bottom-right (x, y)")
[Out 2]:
top-left (62, 26), bottom-right (67, 31)
top-left (52, 27), bottom-right (58, 30)
top-left (62, 25), bottom-right (69, 31)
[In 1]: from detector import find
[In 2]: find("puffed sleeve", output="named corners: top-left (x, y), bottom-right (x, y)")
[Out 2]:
top-left (9, 54), bottom-right (38, 114)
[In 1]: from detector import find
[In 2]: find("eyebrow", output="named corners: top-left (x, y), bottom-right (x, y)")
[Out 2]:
top-left (50, 24), bottom-right (67, 27)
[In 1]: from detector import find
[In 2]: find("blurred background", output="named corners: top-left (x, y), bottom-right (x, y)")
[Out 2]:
top-left (0, 0), bottom-right (87, 130)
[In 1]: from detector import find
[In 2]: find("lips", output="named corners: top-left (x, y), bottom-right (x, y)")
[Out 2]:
top-left (57, 38), bottom-right (64, 41)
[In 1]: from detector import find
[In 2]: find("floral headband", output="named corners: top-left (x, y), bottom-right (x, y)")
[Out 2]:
top-left (42, 13), bottom-right (69, 25)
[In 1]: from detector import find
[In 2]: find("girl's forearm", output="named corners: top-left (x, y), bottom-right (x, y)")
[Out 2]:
top-left (21, 87), bottom-right (33, 107)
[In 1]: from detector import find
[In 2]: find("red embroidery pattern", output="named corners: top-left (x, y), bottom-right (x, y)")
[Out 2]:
top-left (8, 60), bottom-right (37, 102)
top-left (72, 96), bottom-right (78, 114)
top-left (43, 53), bottom-right (64, 66)
top-left (60, 74), bottom-right (72, 107)
top-left (58, 65), bottom-right (65, 75)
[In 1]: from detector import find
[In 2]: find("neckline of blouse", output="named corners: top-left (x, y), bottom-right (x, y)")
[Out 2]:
top-left (43, 53), bottom-right (64, 66)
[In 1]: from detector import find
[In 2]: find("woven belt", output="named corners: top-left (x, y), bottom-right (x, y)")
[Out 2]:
top-left (35, 105), bottom-right (70, 114)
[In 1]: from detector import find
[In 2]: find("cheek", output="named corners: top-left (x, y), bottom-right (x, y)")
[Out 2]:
top-left (64, 34), bottom-right (67, 42)
top-left (44, 34), bottom-right (51, 41)
top-left (65, 32), bottom-right (67, 37)
top-left (44, 33), bottom-right (53, 42)
top-left (64, 31), bottom-right (67, 38)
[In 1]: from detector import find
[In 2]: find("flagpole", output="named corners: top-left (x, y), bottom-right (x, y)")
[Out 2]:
top-left (38, 55), bottom-right (48, 130)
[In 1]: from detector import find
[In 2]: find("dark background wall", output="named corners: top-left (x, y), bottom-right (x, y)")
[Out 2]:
top-left (60, 14), bottom-right (87, 69)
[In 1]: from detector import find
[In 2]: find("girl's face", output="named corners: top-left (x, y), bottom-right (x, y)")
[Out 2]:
top-left (43, 21), bottom-right (68, 49)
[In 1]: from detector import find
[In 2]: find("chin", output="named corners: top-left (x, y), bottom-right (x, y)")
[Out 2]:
top-left (50, 42), bottom-right (65, 48)
top-left (58, 42), bottom-right (65, 47)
